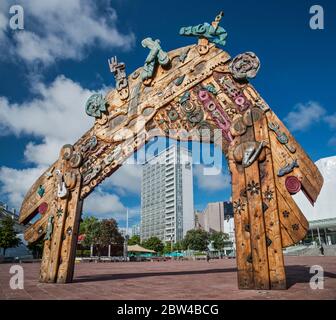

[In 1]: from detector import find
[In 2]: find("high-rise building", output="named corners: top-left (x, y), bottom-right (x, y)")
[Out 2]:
top-left (141, 145), bottom-right (194, 243)
top-left (196, 201), bottom-right (235, 255)
top-left (131, 224), bottom-right (141, 237)
top-left (196, 201), bottom-right (234, 235)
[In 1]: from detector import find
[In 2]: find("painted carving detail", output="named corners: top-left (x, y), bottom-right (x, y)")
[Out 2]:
top-left (198, 89), bottom-right (233, 142)
top-left (277, 159), bottom-right (299, 177)
top-left (218, 75), bottom-right (251, 111)
top-left (108, 56), bottom-right (129, 100)
top-left (44, 215), bottom-right (54, 241)
top-left (179, 20), bottom-right (227, 46)
top-left (268, 122), bottom-right (296, 153)
top-left (85, 94), bottom-right (107, 118)
top-left (141, 38), bottom-right (170, 82)
top-left (230, 52), bottom-right (260, 81)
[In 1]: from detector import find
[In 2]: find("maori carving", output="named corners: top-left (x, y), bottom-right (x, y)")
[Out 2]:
top-left (141, 38), bottom-right (170, 83)
top-left (285, 175), bottom-right (302, 194)
top-left (233, 141), bottom-right (266, 168)
top-left (38, 202), bottom-right (48, 215)
top-left (218, 75), bottom-right (251, 111)
top-left (18, 17), bottom-right (324, 292)
top-left (198, 89), bottom-right (233, 142)
top-left (278, 159), bottom-right (299, 177)
top-left (108, 56), bottom-right (129, 100)
top-left (230, 52), bottom-right (260, 81)
top-left (44, 215), bottom-right (54, 241)
top-left (179, 13), bottom-right (227, 46)
top-left (55, 170), bottom-right (68, 199)
top-left (37, 185), bottom-right (45, 198)
top-left (85, 94), bottom-right (108, 118)
top-left (268, 122), bottom-right (296, 153)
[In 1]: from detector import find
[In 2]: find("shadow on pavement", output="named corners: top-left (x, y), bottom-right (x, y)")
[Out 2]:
top-left (73, 267), bottom-right (238, 283)
top-left (286, 264), bottom-right (336, 289)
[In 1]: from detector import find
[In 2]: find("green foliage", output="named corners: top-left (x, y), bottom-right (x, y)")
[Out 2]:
top-left (79, 216), bottom-right (123, 256)
top-left (79, 216), bottom-right (100, 248)
top-left (76, 249), bottom-right (91, 257)
top-left (209, 231), bottom-right (229, 250)
top-left (173, 241), bottom-right (183, 251)
top-left (182, 229), bottom-right (209, 251)
top-left (163, 242), bottom-right (173, 254)
top-left (142, 236), bottom-right (164, 254)
top-left (27, 238), bottom-right (43, 259)
top-left (0, 215), bottom-right (21, 256)
top-left (128, 235), bottom-right (141, 245)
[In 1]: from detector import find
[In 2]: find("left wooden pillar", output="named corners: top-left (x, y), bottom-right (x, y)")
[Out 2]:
top-left (39, 148), bottom-right (83, 283)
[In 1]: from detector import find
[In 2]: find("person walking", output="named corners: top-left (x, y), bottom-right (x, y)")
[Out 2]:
top-left (320, 245), bottom-right (325, 256)
top-left (206, 252), bottom-right (210, 263)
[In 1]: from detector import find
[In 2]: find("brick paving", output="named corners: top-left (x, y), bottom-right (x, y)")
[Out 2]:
top-left (0, 256), bottom-right (335, 300)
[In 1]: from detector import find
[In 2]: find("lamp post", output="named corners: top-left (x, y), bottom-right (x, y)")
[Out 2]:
top-left (123, 234), bottom-right (129, 261)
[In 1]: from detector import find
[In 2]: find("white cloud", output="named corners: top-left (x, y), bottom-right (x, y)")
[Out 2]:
top-left (0, 75), bottom-right (95, 165)
top-left (193, 164), bottom-right (231, 192)
top-left (0, 75), bottom-right (139, 212)
top-left (325, 114), bottom-right (336, 129)
top-left (101, 163), bottom-right (142, 196)
top-left (1, 0), bottom-right (135, 65)
top-left (284, 101), bottom-right (326, 132)
top-left (83, 188), bottom-right (140, 222)
top-left (83, 188), bottom-right (125, 218)
top-left (0, 166), bottom-right (47, 208)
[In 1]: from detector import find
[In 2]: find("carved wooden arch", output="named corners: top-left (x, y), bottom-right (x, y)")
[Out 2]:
top-left (19, 16), bottom-right (323, 290)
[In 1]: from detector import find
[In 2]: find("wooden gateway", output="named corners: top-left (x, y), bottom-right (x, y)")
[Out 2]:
top-left (19, 13), bottom-right (323, 290)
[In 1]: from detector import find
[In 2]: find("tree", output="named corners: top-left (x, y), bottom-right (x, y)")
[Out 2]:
top-left (209, 231), bottom-right (229, 250)
top-left (142, 236), bottom-right (164, 254)
top-left (128, 235), bottom-right (141, 246)
top-left (163, 242), bottom-right (173, 254)
top-left (97, 219), bottom-right (123, 254)
top-left (27, 238), bottom-right (43, 259)
top-left (79, 217), bottom-right (123, 256)
top-left (182, 229), bottom-right (209, 251)
top-left (173, 241), bottom-right (183, 252)
top-left (0, 216), bottom-right (21, 256)
top-left (79, 216), bottom-right (100, 249)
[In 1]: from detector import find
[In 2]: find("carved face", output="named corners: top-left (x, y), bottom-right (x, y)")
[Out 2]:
top-left (85, 94), bottom-right (107, 118)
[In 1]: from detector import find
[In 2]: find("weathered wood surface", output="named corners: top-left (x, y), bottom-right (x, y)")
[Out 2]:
top-left (18, 21), bottom-right (323, 289)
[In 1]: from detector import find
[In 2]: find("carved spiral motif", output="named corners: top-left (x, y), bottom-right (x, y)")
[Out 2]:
top-left (230, 52), bottom-right (260, 80)
top-left (85, 94), bottom-right (107, 118)
top-left (285, 176), bottom-right (301, 194)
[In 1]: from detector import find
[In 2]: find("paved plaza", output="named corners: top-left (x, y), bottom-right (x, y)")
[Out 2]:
top-left (0, 256), bottom-right (336, 300)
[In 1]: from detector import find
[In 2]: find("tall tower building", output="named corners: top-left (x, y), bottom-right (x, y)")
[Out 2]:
top-left (141, 145), bottom-right (194, 243)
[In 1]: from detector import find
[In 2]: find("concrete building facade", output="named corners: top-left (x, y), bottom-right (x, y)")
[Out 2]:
top-left (141, 145), bottom-right (194, 243)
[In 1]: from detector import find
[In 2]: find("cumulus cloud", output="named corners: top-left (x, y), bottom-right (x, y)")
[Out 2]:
top-left (193, 164), bottom-right (231, 192)
top-left (1, 0), bottom-right (135, 65)
top-left (83, 188), bottom-right (140, 223)
top-left (0, 166), bottom-right (47, 208)
top-left (0, 75), bottom-right (140, 216)
top-left (325, 113), bottom-right (336, 129)
top-left (284, 101), bottom-right (326, 132)
top-left (0, 75), bottom-right (95, 166)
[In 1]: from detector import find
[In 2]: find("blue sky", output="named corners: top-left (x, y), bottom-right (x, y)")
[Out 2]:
top-left (0, 0), bottom-right (335, 229)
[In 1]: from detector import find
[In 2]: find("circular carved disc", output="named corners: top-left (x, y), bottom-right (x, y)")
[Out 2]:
top-left (285, 176), bottom-right (301, 194)
top-left (230, 116), bottom-right (247, 136)
top-left (38, 202), bottom-right (48, 215)
top-left (243, 108), bottom-right (263, 126)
